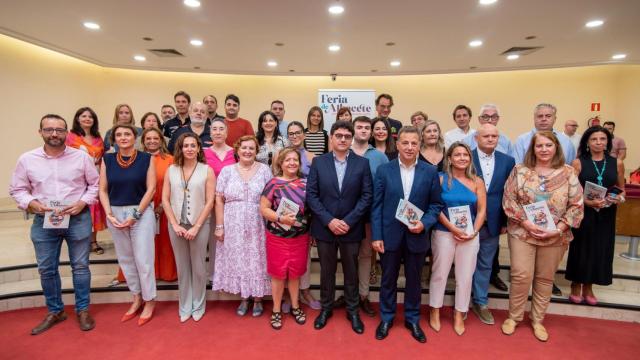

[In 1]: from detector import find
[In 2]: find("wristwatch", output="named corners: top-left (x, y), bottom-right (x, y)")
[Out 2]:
top-left (132, 208), bottom-right (142, 220)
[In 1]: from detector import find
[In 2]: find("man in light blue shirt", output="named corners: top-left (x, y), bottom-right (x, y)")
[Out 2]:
top-left (271, 100), bottom-right (290, 138)
top-left (462, 104), bottom-right (515, 157)
top-left (513, 103), bottom-right (576, 164)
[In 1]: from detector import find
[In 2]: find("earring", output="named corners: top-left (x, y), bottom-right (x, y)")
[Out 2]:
top-left (586, 145), bottom-right (590, 152)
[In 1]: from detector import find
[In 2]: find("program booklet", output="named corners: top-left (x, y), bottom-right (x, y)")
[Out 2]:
top-left (584, 181), bottom-right (607, 201)
top-left (395, 199), bottom-right (424, 228)
top-left (447, 205), bottom-right (474, 235)
top-left (43, 200), bottom-right (70, 229)
top-left (275, 197), bottom-right (300, 231)
top-left (523, 201), bottom-right (557, 230)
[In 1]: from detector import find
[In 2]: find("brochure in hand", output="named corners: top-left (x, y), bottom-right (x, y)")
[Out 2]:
top-left (447, 205), bottom-right (474, 235)
top-left (523, 200), bottom-right (557, 230)
top-left (275, 197), bottom-right (300, 231)
top-left (43, 200), bottom-right (70, 229)
top-left (395, 199), bottom-right (424, 227)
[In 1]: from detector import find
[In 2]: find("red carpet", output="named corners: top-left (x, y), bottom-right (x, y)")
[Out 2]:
top-left (1, 302), bottom-right (638, 360)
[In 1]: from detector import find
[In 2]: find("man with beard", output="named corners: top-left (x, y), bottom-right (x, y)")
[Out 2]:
top-left (10, 114), bottom-right (100, 335)
top-left (168, 102), bottom-right (212, 153)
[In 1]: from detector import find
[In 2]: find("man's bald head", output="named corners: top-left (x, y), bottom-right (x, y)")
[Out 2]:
top-left (564, 119), bottom-right (578, 136)
top-left (475, 123), bottom-right (499, 154)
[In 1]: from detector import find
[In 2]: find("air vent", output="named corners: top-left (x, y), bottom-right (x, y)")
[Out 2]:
top-left (147, 49), bottom-right (184, 57)
top-left (500, 46), bottom-right (543, 56)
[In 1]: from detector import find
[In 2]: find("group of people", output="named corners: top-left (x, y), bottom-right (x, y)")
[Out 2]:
top-left (9, 91), bottom-right (629, 345)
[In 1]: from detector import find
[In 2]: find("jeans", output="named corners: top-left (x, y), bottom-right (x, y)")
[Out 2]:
top-left (30, 209), bottom-right (92, 313)
top-left (472, 226), bottom-right (500, 306)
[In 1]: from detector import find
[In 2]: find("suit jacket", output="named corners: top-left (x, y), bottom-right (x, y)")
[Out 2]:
top-left (472, 149), bottom-right (515, 237)
top-left (371, 159), bottom-right (444, 253)
top-left (307, 151), bottom-right (373, 242)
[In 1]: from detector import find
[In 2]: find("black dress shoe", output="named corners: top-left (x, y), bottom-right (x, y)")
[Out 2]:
top-left (314, 310), bottom-right (333, 330)
top-left (404, 321), bottom-right (427, 343)
top-left (552, 283), bottom-right (562, 296)
top-left (375, 321), bottom-right (392, 340)
top-left (333, 295), bottom-right (346, 308)
top-left (491, 276), bottom-right (509, 292)
top-left (347, 313), bottom-right (365, 334)
top-left (360, 298), bottom-right (376, 317)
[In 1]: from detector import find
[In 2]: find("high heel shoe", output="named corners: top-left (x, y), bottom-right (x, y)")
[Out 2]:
top-left (121, 304), bottom-right (142, 322)
top-left (429, 309), bottom-right (440, 332)
top-left (138, 309), bottom-right (154, 326)
top-left (453, 310), bottom-right (465, 336)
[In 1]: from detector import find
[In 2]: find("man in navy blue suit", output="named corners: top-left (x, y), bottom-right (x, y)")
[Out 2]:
top-left (371, 126), bottom-right (444, 343)
top-left (470, 124), bottom-right (515, 325)
top-left (307, 120), bottom-right (373, 334)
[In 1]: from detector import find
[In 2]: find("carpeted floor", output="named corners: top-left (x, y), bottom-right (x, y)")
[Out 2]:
top-left (1, 301), bottom-right (638, 360)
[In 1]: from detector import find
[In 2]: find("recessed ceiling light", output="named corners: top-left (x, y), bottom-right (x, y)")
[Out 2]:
top-left (479, 0), bottom-right (498, 5)
top-left (83, 22), bottom-right (100, 30)
top-left (611, 54), bottom-right (626, 60)
top-left (328, 5), bottom-right (345, 14)
top-left (267, 61), bottom-right (278, 67)
top-left (390, 60), bottom-right (401, 67)
top-left (183, 0), bottom-right (201, 8)
top-left (585, 20), bottom-right (604, 28)
top-left (506, 54), bottom-right (520, 60)
top-left (275, 42), bottom-right (284, 47)
top-left (469, 40), bottom-right (483, 47)
top-left (190, 39), bottom-right (203, 46)
top-left (134, 55), bottom-right (146, 62)
top-left (385, 42), bottom-right (396, 46)
top-left (328, 44), bottom-right (341, 52)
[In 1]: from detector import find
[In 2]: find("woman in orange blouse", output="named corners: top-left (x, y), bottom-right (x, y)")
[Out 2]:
top-left (66, 107), bottom-right (107, 254)
top-left (501, 131), bottom-right (584, 342)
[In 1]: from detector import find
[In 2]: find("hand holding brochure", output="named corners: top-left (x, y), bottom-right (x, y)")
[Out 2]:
top-left (523, 200), bottom-right (557, 230)
top-left (584, 181), bottom-right (607, 201)
top-left (43, 200), bottom-right (70, 229)
top-left (395, 199), bottom-right (424, 227)
top-left (275, 197), bottom-right (300, 231)
top-left (447, 205), bottom-right (474, 235)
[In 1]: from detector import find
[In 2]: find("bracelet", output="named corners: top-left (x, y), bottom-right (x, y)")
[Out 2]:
top-left (215, 225), bottom-right (224, 230)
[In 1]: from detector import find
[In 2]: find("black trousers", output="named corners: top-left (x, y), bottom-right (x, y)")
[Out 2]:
top-left (491, 247), bottom-right (500, 278)
top-left (317, 240), bottom-right (360, 314)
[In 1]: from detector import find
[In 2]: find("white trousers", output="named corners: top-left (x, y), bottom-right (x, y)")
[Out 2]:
top-left (108, 206), bottom-right (157, 301)
top-left (429, 230), bottom-right (479, 312)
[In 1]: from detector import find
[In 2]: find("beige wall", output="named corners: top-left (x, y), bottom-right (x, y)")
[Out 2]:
top-left (1, 34), bottom-right (638, 197)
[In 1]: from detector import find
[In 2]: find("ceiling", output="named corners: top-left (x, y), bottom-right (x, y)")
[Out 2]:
top-left (1, 0), bottom-right (638, 76)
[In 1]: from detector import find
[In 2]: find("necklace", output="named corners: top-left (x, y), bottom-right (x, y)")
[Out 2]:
top-left (592, 157), bottom-right (607, 186)
top-left (181, 164), bottom-right (196, 194)
top-left (238, 162), bottom-right (255, 171)
top-left (116, 150), bottom-right (137, 168)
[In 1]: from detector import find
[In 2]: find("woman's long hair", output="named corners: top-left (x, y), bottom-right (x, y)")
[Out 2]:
top-left (443, 142), bottom-right (476, 187)
top-left (578, 125), bottom-right (612, 159)
top-left (370, 117), bottom-right (396, 155)
top-left (71, 107), bottom-right (101, 138)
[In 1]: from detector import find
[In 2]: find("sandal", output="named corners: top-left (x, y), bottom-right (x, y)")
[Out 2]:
top-left (237, 299), bottom-right (250, 316)
top-left (252, 301), bottom-right (264, 317)
top-left (270, 312), bottom-right (283, 330)
top-left (291, 307), bottom-right (306, 325)
top-left (91, 242), bottom-right (104, 255)
top-left (369, 269), bottom-right (377, 285)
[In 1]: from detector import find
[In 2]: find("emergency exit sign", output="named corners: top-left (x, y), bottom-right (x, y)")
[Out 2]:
top-left (591, 103), bottom-right (601, 111)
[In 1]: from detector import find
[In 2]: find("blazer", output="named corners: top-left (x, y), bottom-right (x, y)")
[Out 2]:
top-left (472, 149), bottom-right (515, 237)
top-left (371, 159), bottom-right (444, 253)
top-left (306, 151), bottom-right (373, 243)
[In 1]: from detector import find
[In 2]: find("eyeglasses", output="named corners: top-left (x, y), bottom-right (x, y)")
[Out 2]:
top-left (41, 128), bottom-right (67, 134)
top-left (333, 134), bottom-right (353, 141)
top-left (479, 114), bottom-right (500, 121)
top-left (288, 130), bottom-right (303, 137)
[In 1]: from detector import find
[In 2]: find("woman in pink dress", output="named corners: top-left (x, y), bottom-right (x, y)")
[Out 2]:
top-left (213, 135), bottom-right (272, 317)
top-left (66, 107), bottom-right (106, 254)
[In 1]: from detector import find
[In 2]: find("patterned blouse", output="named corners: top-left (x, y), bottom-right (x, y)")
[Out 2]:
top-left (261, 177), bottom-right (309, 238)
top-left (502, 164), bottom-right (584, 246)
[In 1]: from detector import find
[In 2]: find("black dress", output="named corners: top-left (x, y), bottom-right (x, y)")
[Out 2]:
top-left (565, 155), bottom-right (617, 285)
top-left (418, 152), bottom-right (444, 172)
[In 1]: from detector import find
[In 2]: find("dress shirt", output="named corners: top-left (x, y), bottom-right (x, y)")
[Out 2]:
top-left (513, 128), bottom-right (576, 165)
top-left (444, 127), bottom-right (475, 149)
top-left (9, 146), bottom-right (100, 210)
top-left (563, 132), bottom-right (581, 152)
top-left (463, 131), bottom-right (515, 158)
top-left (477, 149), bottom-right (495, 190)
top-left (399, 158), bottom-right (418, 200)
top-left (333, 151), bottom-right (349, 192)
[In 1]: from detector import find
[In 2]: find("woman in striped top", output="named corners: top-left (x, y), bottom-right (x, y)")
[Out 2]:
top-left (304, 106), bottom-right (328, 156)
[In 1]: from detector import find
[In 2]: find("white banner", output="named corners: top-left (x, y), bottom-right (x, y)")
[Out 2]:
top-left (318, 89), bottom-right (376, 132)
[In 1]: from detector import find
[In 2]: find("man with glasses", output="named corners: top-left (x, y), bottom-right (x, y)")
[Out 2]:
top-left (307, 120), bottom-right (373, 334)
top-left (10, 114), bottom-right (99, 335)
top-left (562, 119), bottom-right (581, 152)
top-left (375, 94), bottom-right (403, 140)
top-left (463, 104), bottom-right (515, 157)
